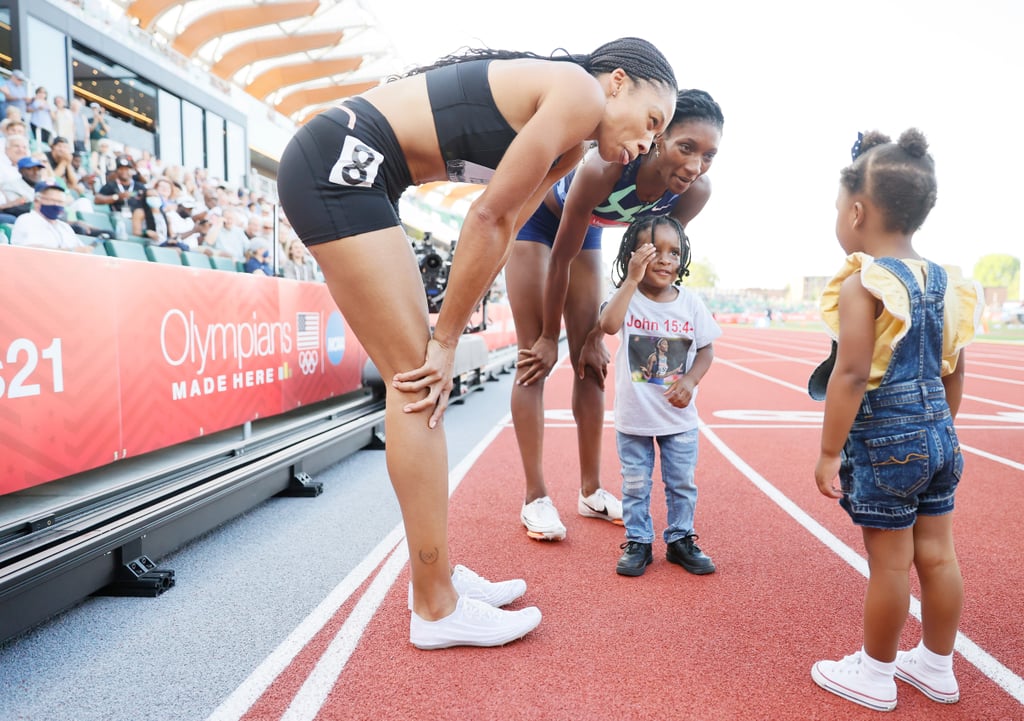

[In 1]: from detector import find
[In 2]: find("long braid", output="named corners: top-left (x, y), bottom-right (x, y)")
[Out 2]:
top-left (400, 36), bottom-right (676, 92)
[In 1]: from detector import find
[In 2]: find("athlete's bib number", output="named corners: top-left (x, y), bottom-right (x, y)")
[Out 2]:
top-left (329, 136), bottom-right (383, 187)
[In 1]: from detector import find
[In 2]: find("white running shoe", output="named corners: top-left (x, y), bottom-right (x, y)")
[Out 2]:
top-left (895, 647), bottom-right (960, 703)
top-left (811, 651), bottom-right (897, 712)
top-left (409, 596), bottom-right (542, 650)
top-left (578, 488), bottom-right (624, 525)
top-left (407, 564), bottom-right (527, 610)
top-left (520, 496), bottom-right (566, 541)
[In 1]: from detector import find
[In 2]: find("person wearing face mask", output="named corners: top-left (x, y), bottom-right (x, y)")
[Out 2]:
top-left (132, 184), bottom-right (188, 251)
top-left (11, 180), bottom-right (92, 252)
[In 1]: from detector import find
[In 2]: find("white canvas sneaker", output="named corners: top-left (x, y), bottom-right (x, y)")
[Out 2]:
top-left (895, 646), bottom-right (960, 703)
top-left (811, 651), bottom-right (897, 712)
top-left (520, 496), bottom-right (566, 541)
top-left (409, 596), bottom-right (541, 650)
top-left (577, 488), bottom-right (624, 525)
top-left (407, 564), bottom-right (527, 610)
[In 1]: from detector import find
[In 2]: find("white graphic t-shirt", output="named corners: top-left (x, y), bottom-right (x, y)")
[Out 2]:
top-left (609, 286), bottom-right (722, 436)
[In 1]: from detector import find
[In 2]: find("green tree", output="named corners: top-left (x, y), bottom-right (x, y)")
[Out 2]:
top-left (686, 257), bottom-right (718, 288)
top-left (973, 254), bottom-right (1020, 289)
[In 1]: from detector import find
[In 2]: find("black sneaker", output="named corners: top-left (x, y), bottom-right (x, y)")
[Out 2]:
top-left (616, 541), bottom-right (653, 577)
top-left (666, 534), bottom-right (716, 575)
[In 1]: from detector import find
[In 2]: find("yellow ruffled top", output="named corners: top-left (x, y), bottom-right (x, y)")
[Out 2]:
top-left (819, 252), bottom-right (984, 390)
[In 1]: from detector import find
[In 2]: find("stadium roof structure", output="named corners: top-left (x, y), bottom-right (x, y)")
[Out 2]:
top-left (116, 0), bottom-right (398, 123)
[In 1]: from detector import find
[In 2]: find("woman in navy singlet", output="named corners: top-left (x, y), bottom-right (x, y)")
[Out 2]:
top-left (277, 37), bottom-right (678, 650)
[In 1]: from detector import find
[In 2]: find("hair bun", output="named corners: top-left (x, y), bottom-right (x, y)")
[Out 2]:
top-left (897, 128), bottom-right (929, 158)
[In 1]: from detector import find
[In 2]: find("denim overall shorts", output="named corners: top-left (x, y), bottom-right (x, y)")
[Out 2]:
top-left (838, 257), bottom-right (964, 530)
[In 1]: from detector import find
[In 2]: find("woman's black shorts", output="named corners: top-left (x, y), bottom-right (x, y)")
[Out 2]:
top-left (277, 97), bottom-right (413, 246)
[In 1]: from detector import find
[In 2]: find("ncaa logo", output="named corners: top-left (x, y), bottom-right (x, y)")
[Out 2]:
top-left (326, 311), bottom-right (346, 365)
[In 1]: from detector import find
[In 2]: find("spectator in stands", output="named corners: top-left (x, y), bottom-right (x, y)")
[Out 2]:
top-left (185, 215), bottom-right (214, 251)
top-left (243, 239), bottom-right (273, 275)
top-left (47, 137), bottom-right (86, 197)
top-left (281, 237), bottom-right (316, 281)
top-left (53, 96), bottom-right (75, 147)
top-left (0, 124), bottom-right (30, 182)
top-left (0, 154), bottom-right (43, 219)
top-left (1, 70), bottom-right (30, 119)
top-left (90, 139), bottom-right (118, 185)
top-left (0, 117), bottom-right (28, 151)
top-left (208, 207), bottom-right (248, 262)
top-left (71, 151), bottom-right (98, 193)
top-left (70, 98), bottom-right (89, 154)
top-left (245, 213), bottom-right (270, 248)
top-left (88, 102), bottom-right (110, 152)
top-left (11, 179), bottom-right (92, 252)
top-left (27, 86), bottom-right (55, 146)
top-left (94, 156), bottom-right (143, 214)
top-left (132, 185), bottom-right (184, 250)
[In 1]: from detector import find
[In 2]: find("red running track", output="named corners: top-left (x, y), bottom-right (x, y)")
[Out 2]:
top-left (209, 326), bottom-right (1024, 721)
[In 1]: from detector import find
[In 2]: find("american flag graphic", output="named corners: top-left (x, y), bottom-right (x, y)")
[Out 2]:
top-left (296, 312), bottom-right (320, 350)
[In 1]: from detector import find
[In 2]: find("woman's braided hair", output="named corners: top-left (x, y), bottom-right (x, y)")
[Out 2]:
top-left (400, 36), bottom-right (676, 91)
top-left (669, 89), bottom-right (724, 132)
top-left (611, 215), bottom-right (691, 288)
top-left (841, 128), bottom-right (937, 234)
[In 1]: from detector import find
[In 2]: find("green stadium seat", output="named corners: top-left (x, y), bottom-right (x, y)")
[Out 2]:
top-left (145, 245), bottom-right (184, 265)
top-left (0, 223), bottom-right (12, 242)
top-left (92, 242), bottom-right (108, 256)
top-left (181, 250), bottom-right (214, 269)
top-left (76, 211), bottom-right (116, 235)
top-left (210, 255), bottom-right (237, 272)
top-left (104, 239), bottom-right (149, 262)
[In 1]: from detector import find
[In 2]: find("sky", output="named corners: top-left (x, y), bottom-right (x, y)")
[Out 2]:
top-left (366, 0), bottom-right (1022, 290)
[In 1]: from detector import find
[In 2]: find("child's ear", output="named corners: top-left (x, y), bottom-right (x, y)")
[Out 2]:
top-left (849, 200), bottom-right (864, 230)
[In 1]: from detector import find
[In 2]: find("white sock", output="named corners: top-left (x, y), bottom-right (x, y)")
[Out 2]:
top-left (917, 640), bottom-right (954, 672)
top-left (861, 648), bottom-right (896, 679)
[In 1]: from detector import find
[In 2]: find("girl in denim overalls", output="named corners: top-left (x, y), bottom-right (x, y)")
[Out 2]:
top-left (809, 129), bottom-right (982, 712)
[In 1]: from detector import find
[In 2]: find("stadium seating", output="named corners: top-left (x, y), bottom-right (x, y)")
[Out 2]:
top-left (181, 250), bottom-right (214, 269)
top-left (210, 255), bottom-right (237, 272)
top-left (76, 211), bottom-right (116, 235)
top-left (145, 245), bottom-right (184, 265)
top-left (103, 239), bottom-right (149, 262)
top-left (0, 223), bottom-right (11, 243)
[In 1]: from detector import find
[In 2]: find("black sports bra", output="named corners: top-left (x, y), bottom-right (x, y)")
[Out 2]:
top-left (425, 59), bottom-right (518, 184)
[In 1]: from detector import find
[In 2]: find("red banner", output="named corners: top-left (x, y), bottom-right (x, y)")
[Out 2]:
top-left (0, 247), bottom-right (367, 494)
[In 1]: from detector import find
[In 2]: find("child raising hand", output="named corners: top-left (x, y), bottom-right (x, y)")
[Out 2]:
top-left (598, 216), bottom-right (721, 578)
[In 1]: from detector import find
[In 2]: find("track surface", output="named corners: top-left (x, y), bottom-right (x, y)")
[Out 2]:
top-left (215, 326), bottom-right (1024, 721)
top-left (2, 326), bottom-right (1020, 721)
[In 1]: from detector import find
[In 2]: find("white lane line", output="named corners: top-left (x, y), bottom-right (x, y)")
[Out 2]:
top-left (961, 444), bottom-right (1024, 472)
top-left (967, 372), bottom-right (1024, 386)
top-left (203, 525), bottom-right (407, 721)
top-left (714, 357), bottom-right (809, 393)
top-left (963, 394), bottom-right (1024, 411)
top-left (699, 422), bottom-right (1024, 705)
top-left (205, 415), bottom-right (513, 721)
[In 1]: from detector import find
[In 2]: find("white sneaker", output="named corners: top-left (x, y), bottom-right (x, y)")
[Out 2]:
top-left (895, 647), bottom-right (960, 703)
top-left (811, 651), bottom-right (897, 712)
top-left (406, 564), bottom-right (527, 610)
top-left (578, 488), bottom-right (624, 525)
top-left (409, 596), bottom-right (542, 650)
top-left (520, 497), bottom-right (566, 541)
